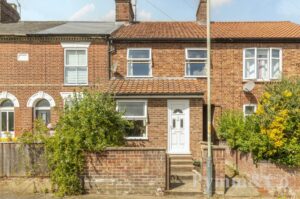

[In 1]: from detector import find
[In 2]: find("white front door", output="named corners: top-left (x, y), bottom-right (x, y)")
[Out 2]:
top-left (168, 100), bottom-right (190, 154)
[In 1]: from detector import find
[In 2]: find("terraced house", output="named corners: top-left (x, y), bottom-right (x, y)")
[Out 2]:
top-left (1, 0), bottom-right (300, 162)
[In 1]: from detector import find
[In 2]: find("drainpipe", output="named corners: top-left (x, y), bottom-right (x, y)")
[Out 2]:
top-left (107, 36), bottom-right (112, 80)
top-left (206, 0), bottom-right (213, 197)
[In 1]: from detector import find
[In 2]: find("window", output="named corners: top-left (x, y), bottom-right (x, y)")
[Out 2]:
top-left (243, 104), bottom-right (257, 117)
top-left (117, 100), bottom-right (148, 139)
top-left (127, 49), bottom-right (152, 77)
top-left (0, 100), bottom-right (14, 137)
top-left (35, 99), bottom-right (51, 125)
top-left (64, 49), bottom-right (88, 85)
top-left (243, 48), bottom-right (282, 81)
top-left (60, 92), bottom-right (83, 108)
top-left (185, 48), bottom-right (207, 77)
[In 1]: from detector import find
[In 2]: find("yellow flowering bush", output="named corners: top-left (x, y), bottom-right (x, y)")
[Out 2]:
top-left (255, 78), bottom-right (300, 166)
top-left (218, 78), bottom-right (300, 167)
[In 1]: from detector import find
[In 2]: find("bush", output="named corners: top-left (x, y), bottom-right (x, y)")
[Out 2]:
top-left (20, 92), bottom-right (131, 196)
top-left (218, 78), bottom-right (300, 167)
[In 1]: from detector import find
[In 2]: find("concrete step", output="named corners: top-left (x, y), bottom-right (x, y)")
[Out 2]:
top-left (171, 165), bottom-right (194, 172)
top-left (169, 155), bottom-right (193, 160)
top-left (171, 159), bottom-right (193, 166)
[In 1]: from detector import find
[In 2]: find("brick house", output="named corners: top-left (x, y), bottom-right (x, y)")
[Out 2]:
top-left (1, 0), bottom-right (300, 161)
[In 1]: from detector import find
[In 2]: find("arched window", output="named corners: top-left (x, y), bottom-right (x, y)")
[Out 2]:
top-left (0, 99), bottom-right (14, 136)
top-left (35, 99), bottom-right (51, 125)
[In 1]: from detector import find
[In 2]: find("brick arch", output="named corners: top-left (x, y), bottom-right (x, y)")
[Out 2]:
top-left (27, 91), bottom-right (56, 108)
top-left (0, 91), bottom-right (20, 107)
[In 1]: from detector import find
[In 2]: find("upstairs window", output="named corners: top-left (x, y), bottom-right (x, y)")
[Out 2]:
top-left (243, 48), bottom-right (282, 81)
top-left (185, 48), bottom-right (207, 77)
top-left (64, 49), bottom-right (88, 85)
top-left (117, 100), bottom-right (148, 139)
top-left (243, 104), bottom-right (257, 117)
top-left (127, 49), bottom-right (152, 77)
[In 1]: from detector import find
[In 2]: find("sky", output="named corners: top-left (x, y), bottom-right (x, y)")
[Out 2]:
top-left (6, 0), bottom-right (300, 24)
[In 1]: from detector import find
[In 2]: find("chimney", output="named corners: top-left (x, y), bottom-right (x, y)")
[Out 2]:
top-left (115, 0), bottom-right (134, 23)
top-left (0, 0), bottom-right (20, 23)
top-left (196, 0), bottom-right (207, 24)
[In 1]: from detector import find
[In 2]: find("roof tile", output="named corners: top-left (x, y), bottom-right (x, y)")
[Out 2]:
top-left (107, 79), bottom-right (204, 96)
top-left (112, 21), bottom-right (300, 40)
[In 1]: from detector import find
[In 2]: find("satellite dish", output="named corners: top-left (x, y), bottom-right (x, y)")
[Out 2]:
top-left (243, 81), bottom-right (255, 92)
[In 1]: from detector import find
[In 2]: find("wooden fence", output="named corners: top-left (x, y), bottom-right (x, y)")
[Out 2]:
top-left (0, 143), bottom-right (48, 177)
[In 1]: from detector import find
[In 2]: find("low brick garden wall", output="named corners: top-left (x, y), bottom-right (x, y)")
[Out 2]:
top-left (84, 147), bottom-right (166, 195)
top-left (225, 147), bottom-right (300, 197)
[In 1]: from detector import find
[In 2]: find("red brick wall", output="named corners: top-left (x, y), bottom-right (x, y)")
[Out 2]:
top-left (225, 147), bottom-right (300, 197)
top-left (201, 145), bottom-right (225, 195)
top-left (84, 147), bottom-right (166, 195)
top-left (115, 0), bottom-right (134, 22)
top-left (0, 39), bottom-right (109, 135)
top-left (112, 42), bottom-right (300, 132)
top-left (125, 98), bottom-right (203, 160)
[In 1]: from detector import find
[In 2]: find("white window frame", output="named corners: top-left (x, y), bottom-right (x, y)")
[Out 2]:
top-left (127, 48), bottom-right (152, 78)
top-left (243, 104), bottom-right (257, 117)
top-left (117, 100), bottom-right (148, 140)
top-left (243, 48), bottom-right (282, 81)
top-left (60, 92), bottom-right (83, 107)
top-left (0, 102), bottom-right (15, 138)
top-left (185, 48), bottom-right (207, 78)
top-left (64, 48), bottom-right (89, 86)
top-left (34, 100), bottom-right (51, 125)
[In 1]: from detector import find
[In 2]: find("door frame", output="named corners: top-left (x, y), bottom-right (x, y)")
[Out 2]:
top-left (167, 100), bottom-right (190, 154)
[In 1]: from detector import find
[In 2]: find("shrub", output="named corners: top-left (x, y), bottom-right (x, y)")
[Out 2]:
top-left (218, 78), bottom-right (300, 167)
top-left (20, 92), bottom-right (131, 196)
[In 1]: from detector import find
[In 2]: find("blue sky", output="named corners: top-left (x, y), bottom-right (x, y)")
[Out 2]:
top-left (7, 0), bottom-right (300, 23)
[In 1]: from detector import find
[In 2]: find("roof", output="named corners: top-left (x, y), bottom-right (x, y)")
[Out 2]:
top-left (0, 21), bottom-right (123, 36)
top-left (112, 21), bottom-right (300, 40)
top-left (107, 79), bottom-right (204, 96)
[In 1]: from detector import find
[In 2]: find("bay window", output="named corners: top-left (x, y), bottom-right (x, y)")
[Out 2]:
top-left (243, 48), bottom-right (282, 81)
top-left (185, 48), bottom-right (207, 77)
top-left (127, 49), bottom-right (152, 77)
top-left (117, 100), bottom-right (148, 139)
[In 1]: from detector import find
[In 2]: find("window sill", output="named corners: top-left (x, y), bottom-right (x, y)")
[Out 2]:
top-left (64, 84), bottom-right (89, 87)
top-left (126, 76), bottom-right (153, 79)
top-left (243, 79), bottom-right (281, 83)
top-left (184, 76), bottom-right (207, 79)
top-left (125, 137), bottom-right (149, 141)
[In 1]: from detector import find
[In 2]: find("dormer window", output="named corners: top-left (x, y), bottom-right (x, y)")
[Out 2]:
top-left (127, 48), bottom-right (152, 77)
top-left (185, 48), bottom-right (207, 77)
top-left (243, 48), bottom-right (282, 81)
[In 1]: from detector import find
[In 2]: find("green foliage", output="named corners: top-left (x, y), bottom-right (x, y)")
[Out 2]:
top-left (217, 78), bottom-right (300, 167)
top-left (20, 92), bottom-right (131, 196)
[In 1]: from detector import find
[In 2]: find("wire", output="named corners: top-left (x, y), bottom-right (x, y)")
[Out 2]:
top-left (144, 0), bottom-right (175, 20)
top-left (183, 0), bottom-right (195, 10)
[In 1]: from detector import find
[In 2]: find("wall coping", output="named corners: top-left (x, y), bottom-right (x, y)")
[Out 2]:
top-left (104, 147), bottom-right (166, 151)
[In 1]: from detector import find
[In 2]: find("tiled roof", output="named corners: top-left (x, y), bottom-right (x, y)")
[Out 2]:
top-left (107, 79), bottom-right (204, 96)
top-left (112, 21), bottom-right (300, 40)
